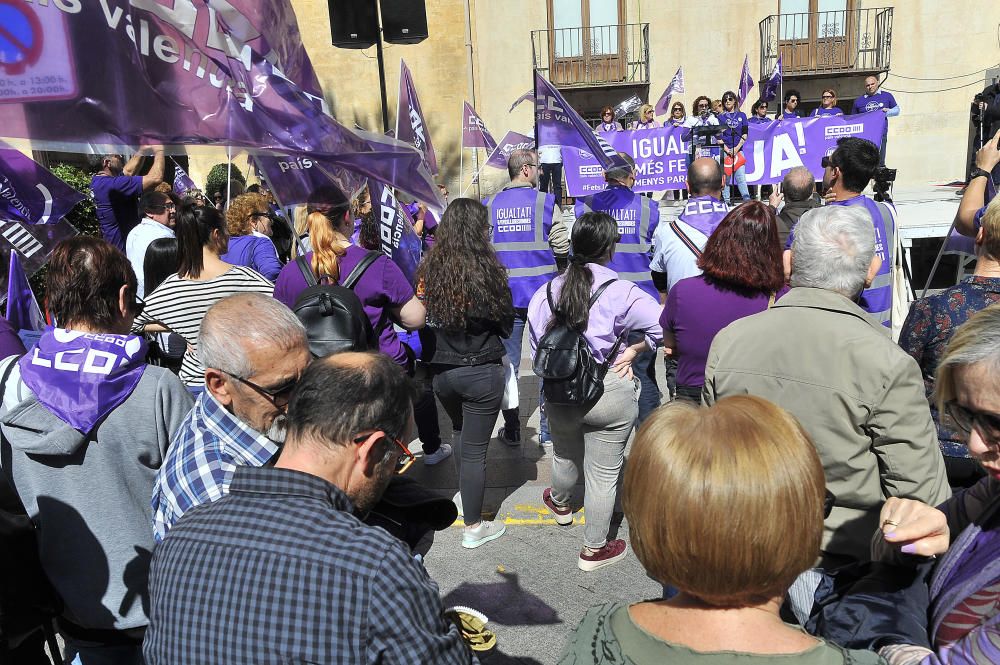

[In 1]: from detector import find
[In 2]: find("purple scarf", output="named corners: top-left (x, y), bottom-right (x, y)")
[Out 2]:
top-left (18, 328), bottom-right (148, 435)
top-left (678, 195), bottom-right (730, 238)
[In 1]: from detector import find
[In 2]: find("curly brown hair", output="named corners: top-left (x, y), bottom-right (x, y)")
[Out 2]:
top-left (225, 192), bottom-right (269, 236)
top-left (416, 198), bottom-right (513, 332)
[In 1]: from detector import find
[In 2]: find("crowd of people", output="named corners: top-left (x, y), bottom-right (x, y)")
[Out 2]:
top-left (2, 97), bottom-right (1000, 663)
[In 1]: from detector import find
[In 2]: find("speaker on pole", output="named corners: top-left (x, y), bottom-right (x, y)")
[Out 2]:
top-left (328, 0), bottom-right (378, 49)
top-left (381, 0), bottom-right (428, 45)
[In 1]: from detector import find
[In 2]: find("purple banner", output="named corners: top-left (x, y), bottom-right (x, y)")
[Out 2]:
top-left (737, 55), bottom-right (754, 108)
top-left (0, 2), bottom-right (442, 212)
top-left (5, 251), bottom-right (44, 332)
top-left (563, 126), bottom-right (690, 196)
top-left (397, 60), bottom-right (438, 175)
top-left (485, 131), bottom-right (535, 170)
top-left (369, 181), bottom-right (422, 286)
top-left (0, 141), bottom-right (85, 225)
top-left (171, 157), bottom-right (197, 195)
top-left (253, 154), bottom-right (366, 208)
top-left (654, 66), bottom-right (684, 116)
top-left (462, 102), bottom-right (498, 153)
top-left (761, 55), bottom-right (783, 103)
top-left (743, 111), bottom-right (888, 184)
top-left (535, 72), bottom-right (626, 172)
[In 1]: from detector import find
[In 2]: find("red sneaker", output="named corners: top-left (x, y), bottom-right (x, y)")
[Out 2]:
top-left (578, 539), bottom-right (628, 572)
top-left (542, 488), bottom-right (573, 526)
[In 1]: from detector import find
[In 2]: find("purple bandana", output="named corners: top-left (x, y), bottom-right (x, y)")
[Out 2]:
top-left (19, 329), bottom-right (148, 435)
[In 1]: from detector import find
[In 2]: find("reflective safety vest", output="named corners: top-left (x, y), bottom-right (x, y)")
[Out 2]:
top-left (483, 186), bottom-right (557, 309)
top-left (828, 195), bottom-right (895, 328)
top-left (574, 185), bottom-right (660, 298)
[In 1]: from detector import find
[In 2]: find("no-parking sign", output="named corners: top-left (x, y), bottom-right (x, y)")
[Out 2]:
top-left (0, 0), bottom-right (78, 102)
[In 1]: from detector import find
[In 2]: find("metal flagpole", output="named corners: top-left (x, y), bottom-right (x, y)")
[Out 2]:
top-left (226, 145), bottom-right (232, 208)
top-left (461, 150), bottom-right (492, 198)
top-left (920, 218), bottom-right (962, 298)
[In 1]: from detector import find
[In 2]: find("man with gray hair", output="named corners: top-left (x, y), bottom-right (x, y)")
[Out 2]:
top-left (151, 293), bottom-right (311, 541)
top-left (703, 205), bottom-right (951, 566)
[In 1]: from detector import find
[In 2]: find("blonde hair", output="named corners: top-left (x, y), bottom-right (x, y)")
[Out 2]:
top-left (979, 195), bottom-right (1000, 261)
top-left (624, 396), bottom-right (825, 607)
top-left (640, 103), bottom-right (654, 118)
top-left (225, 192), bottom-right (269, 236)
top-left (307, 211), bottom-right (348, 282)
top-left (935, 303), bottom-right (1000, 414)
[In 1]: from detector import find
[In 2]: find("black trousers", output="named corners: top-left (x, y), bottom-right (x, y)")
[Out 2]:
top-left (539, 163), bottom-right (563, 203)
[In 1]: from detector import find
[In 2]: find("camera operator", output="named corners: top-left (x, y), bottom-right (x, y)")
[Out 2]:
top-left (955, 127), bottom-right (1000, 239)
top-left (972, 79), bottom-right (1000, 150)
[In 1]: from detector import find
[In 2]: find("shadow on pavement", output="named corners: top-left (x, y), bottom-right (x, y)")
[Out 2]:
top-left (442, 570), bottom-right (561, 626)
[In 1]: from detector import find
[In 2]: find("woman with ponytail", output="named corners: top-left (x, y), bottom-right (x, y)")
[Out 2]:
top-left (527, 211), bottom-right (662, 571)
top-left (132, 203), bottom-right (273, 389)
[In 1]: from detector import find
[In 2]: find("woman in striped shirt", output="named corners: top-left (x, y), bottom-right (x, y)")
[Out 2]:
top-left (133, 203), bottom-right (273, 389)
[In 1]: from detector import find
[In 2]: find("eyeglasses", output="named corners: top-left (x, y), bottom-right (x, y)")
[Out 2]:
top-left (224, 371), bottom-right (298, 407)
top-left (352, 432), bottom-right (416, 475)
top-left (602, 111), bottom-right (613, 117)
top-left (672, 107), bottom-right (682, 112)
top-left (523, 163), bottom-right (538, 169)
top-left (821, 94), bottom-right (834, 99)
top-left (945, 401), bottom-right (1000, 445)
top-left (821, 155), bottom-right (837, 169)
top-left (788, 98), bottom-right (799, 104)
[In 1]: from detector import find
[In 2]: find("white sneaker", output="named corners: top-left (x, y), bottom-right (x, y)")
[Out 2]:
top-left (423, 443), bottom-right (453, 466)
top-left (462, 520), bottom-right (506, 549)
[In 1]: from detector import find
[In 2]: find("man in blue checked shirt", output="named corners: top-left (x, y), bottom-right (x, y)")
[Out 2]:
top-left (144, 352), bottom-right (476, 664)
top-left (150, 293), bottom-right (312, 541)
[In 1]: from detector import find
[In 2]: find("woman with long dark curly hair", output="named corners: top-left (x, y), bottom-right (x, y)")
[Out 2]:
top-left (661, 201), bottom-right (787, 402)
top-left (418, 198), bottom-right (514, 549)
top-left (527, 212), bottom-right (662, 571)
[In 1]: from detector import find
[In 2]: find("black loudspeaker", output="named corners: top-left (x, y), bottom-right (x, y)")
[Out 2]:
top-left (381, 0), bottom-right (428, 45)
top-left (329, 0), bottom-right (378, 49)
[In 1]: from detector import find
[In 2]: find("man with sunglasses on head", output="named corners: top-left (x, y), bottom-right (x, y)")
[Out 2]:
top-left (91, 146), bottom-right (166, 251)
top-left (144, 351), bottom-right (476, 664)
top-left (151, 293), bottom-right (311, 542)
top-left (126, 190), bottom-right (176, 298)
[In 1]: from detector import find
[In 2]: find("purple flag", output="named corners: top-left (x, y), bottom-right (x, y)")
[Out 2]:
top-left (171, 158), bottom-right (197, 195)
top-left (761, 55), bottom-right (783, 103)
top-left (0, 141), bottom-right (84, 225)
top-left (368, 181), bottom-right (422, 286)
top-left (462, 102), bottom-right (498, 153)
top-left (396, 60), bottom-right (438, 176)
top-left (535, 72), bottom-right (626, 172)
top-left (485, 131), bottom-right (536, 170)
top-left (253, 155), bottom-right (366, 208)
top-left (654, 67), bottom-right (685, 116)
top-left (743, 111), bottom-right (888, 184)
top-left (19, 329), bottom-right (147, 434)
top-left (737, 55), bottom-right (755, 108)
top-left (5, 251), bottom-right (44, 332)
top-left (509, 89), bottom-right (533, 113)
top-left (0, 2), bottom-right (442, 211)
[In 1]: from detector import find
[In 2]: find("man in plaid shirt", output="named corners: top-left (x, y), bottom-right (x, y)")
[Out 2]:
top-left (144, 352), bottom-right (476, 663)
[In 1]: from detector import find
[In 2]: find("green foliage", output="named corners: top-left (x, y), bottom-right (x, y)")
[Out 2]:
top-left (48, 163), bottom-right (100, 240)
top-left (205, 162), bottom-right (246, 199)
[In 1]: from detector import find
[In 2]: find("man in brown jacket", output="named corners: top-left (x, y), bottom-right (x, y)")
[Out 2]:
top-left (703, 205), bottom-right (950, 566)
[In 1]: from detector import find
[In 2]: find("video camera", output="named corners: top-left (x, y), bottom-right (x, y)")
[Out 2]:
top-left (872, 166), bottom-right (896, 203)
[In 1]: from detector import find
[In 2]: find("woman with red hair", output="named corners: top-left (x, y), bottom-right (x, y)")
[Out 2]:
top-left (660, 201), bottom-right (787, 402)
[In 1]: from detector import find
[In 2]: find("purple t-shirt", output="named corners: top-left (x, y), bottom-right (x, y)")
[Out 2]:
top-left (812, 106), bottom-right (844, 117)
top-left (273, 245), bottom-right (414, 365)
top-left (852, 91), bottom-right (897, 114)
top-left (662, 276), bottom-right (787, 387)
top-left (719, 111), bottom-right (748, 149)
top-left (90, 174), bottom-right (144, 251)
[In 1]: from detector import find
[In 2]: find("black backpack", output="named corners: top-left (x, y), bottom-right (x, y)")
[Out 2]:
top-left (0, 357), bottom-right (62, 663)
top-left (292, 253), bottom-right (380, 357)
top-left (533, 279), bottom-right (627, 407)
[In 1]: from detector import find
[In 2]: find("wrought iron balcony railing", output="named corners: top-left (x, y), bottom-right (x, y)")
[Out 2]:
top-left (759, 7), bottom-right (893, 78)
top-left (532, 24), bottom-right (649, 88)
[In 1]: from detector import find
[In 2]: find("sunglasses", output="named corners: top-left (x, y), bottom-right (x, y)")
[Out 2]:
top-left (352, 432), bottom-right (416, 474)
top-left (822, 95), bottom-right (834, 99)
top-left (945, 401), bottom-right (1000, 444)
top-left (225, 371), bottom-right (298, 407)
top-left (602, 111), bottom-right (613, 117)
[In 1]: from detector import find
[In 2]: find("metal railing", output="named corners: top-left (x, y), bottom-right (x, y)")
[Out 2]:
top-left (532, 24), bottom-right (649, 88)
top-left (759, 7), bottom-right (893, 77)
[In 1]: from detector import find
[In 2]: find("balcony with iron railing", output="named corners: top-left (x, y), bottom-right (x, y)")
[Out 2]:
top-left (759, 7), bottom-right (893, 78)
top-left (532, 24), bottom-right (649, 88)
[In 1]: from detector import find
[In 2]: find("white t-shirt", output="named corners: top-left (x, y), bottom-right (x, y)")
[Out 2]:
top-left (649, 218), bottom-right (711, 294)
top-left (125, 218), bottom-right (175, 298)
top-left (538, 145), bottom-right (562, 164)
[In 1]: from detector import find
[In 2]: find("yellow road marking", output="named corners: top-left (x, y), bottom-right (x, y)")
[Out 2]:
top-left (452, 505), bottom-right (585, 527)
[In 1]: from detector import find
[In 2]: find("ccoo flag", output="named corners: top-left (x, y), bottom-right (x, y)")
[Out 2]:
top-left (534, 72), bottom-right (626, 172)
top-left (462, 102), bottom-right (498, 154)
top-left (0, 142), bottom-right (85, 225)
top-left (5, 251), bottom-right (44, 332)
top-left (171, 158), bottom-right (197, 195)
top-left (761, 55), bottom-right (783, 103)
top-left (736, 55), bottom-right (755, 108)
top-left (397, 60), bottom-right (439, 175)
top-left (654, 67), bottom-right (685, 116)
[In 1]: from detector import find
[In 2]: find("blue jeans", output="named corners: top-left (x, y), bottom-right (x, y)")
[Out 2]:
top-left (723, 164), bottom-right (750, 204)
top-left (500, 309), bottom-right (550, 441)
top-left (632, 344), bottom-right (661, 425)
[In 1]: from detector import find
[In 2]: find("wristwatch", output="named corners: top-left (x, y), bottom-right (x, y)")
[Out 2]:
top-left (969, 167), bottom-right (992, 180)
